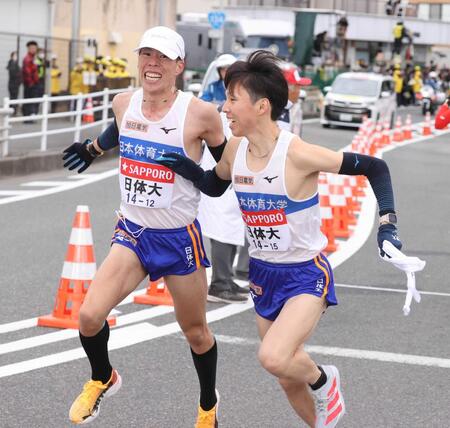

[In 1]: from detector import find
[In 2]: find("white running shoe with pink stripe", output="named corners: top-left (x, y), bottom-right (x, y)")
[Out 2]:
top-left (311, 365), bottom-right (345, 428)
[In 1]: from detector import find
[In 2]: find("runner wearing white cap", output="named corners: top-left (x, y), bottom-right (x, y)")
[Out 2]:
top-left (64, 26), bottom-right (225, 427)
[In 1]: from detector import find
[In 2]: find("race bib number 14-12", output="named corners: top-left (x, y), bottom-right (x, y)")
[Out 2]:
top-left (119, 157), bottom-right (175, 209)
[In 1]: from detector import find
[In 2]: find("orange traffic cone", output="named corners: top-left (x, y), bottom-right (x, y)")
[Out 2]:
top-left (380, 120), bottom-right (391, 146)
top-left (393, 116), bottom-right (404, 142)
top-left (134, 278), bottom-right (174, 306)
top-left (320, 206), bottom-right (338, 253)
top-left (82, 97), bottom-right (94, 123)
top-left (422, 112), bottom-right (432, 136)
top-left (403, 114), bottom-right (413, 140)
top-left (38, 206), bottom-right (116, 329)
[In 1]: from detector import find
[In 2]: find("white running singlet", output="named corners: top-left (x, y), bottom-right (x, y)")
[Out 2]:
top-left (232, 130), bottom-right (327, 263)
top-left (118, 89), bottom-right (200, 229)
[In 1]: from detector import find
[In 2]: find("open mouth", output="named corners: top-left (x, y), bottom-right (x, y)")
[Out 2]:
top-left (144, 71), bottom-right (162, 81)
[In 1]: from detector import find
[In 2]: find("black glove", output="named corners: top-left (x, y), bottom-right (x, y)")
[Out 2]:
top-left (154, 152), bottom-right (204, 183)
top-left (62, 139), bottom-right (99, 173)
top-left (377, 223), bottom-right (402, 257)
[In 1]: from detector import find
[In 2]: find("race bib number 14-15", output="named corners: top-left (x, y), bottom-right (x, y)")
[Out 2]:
top-left (119, 157), bottom-right (175, 209)
top-left (242, 209), bottom-right (291, 251)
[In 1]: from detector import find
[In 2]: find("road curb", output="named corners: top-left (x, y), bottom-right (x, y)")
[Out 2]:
top-left (0, 148), bottom-right (118, 178)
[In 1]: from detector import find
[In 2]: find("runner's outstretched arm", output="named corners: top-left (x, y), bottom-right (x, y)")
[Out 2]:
top-left (62, 119), bottom-right (119, 173)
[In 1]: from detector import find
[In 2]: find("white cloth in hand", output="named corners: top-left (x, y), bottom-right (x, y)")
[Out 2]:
top-left (380, 241), bottom-right (426, 316)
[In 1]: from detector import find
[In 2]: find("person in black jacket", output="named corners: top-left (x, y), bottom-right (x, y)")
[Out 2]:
top-left (6, 51), bottom-right (22, 115)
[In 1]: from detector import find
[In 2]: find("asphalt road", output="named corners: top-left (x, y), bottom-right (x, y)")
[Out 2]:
top-left (0, 116), bottom-right (449, 428)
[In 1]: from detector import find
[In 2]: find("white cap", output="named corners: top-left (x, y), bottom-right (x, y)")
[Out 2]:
top-left (215, 54), bottom-right (237, 69)
top-left (134, 26), bottom-right (185, 60)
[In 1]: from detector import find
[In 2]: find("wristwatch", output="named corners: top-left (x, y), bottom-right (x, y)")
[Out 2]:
top-left (379, 213), bottom-right (397, 225)
top-left (86, 140), bottom-right (104, 157)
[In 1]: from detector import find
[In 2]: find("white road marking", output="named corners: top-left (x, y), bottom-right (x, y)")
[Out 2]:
top-left (214, 334), bottom-right (450, 369)
top-left (21, 181), bottom-right (70, 187)
top-left (0, 190), bottom-right (36, 196)
top-left (0, 288), bottom-right (145, 334)
top-left (0, 300), bottom-right (253, 378)
top-left (0, 306), bottom-right (174, 356)
top-left (0, 168), bottom-right (118, 205)
top-left (336, 283), bottom-right (450, 297)
top-left (67, 173), bottom-right (98, 179)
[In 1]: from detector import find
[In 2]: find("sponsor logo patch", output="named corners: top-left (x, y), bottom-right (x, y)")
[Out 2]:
top-left (125, 120), bottom-right (148, 133)
top-left (234, 175), bottom-right (254, 185)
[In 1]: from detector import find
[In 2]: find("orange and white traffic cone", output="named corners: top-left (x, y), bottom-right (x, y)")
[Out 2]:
top-left (134, 278), bottom-right (174, 306)
top-left (380, 120), bottom-right (391, 146)
top-left (393, 116), bottom-right (404, 142)
top-left (403, 114), bottom-right (413, 140)
top-left (38, 206), bottom-right (116, 329)
top-left (422, 112), bottom-right (432, 136)
top-left (82, 97), bottom-right (94, 123)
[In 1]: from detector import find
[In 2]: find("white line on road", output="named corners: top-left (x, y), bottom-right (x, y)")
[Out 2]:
top-left (0, 300), bottom-right (253, 378)
top-left (0, 287), bottom-right (145, 334)
top-left (214, 334), bottom-right (450, 369)
top-left (0, 168), bottom-right (118, 205)
top-left (0, 305), bottom-right (174, 356)
top-left (336, 283), bottom-right (450, 297)
top-left (21, 181), bottom-right (72, 187)
top-left (0, 190), bottom-right (36, 196)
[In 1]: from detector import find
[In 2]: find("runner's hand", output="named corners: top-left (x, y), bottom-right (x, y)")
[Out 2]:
top-left (377, 224), bottom-right (402, 257)
top-left (62, 139), bottom-right (97, 173)
top-left (154, 152), bottom-right (204, 183)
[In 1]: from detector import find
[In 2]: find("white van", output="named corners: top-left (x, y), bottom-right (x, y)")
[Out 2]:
top-left (321, 72), bottom-right (396, 128)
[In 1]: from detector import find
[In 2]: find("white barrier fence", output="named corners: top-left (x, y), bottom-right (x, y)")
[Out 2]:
top-left (0, 87), bottom-right (134, 158)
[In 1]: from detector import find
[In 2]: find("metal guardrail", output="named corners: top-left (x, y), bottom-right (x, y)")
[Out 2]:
top-left (1, 87), bottom-right (133, 158)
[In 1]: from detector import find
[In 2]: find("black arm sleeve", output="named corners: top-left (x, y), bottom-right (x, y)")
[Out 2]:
top-left (339, 152), bottom-right (395, 216)
top-left (97, 119), bottom-right (119, 151)
top-left (207, 137), bottom-right (227, 162)
top-left (194, 167), bottom-right (231, 197)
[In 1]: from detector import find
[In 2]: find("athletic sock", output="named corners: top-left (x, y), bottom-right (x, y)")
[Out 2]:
top-left (191, 339), bottom-right (217, 411)
top-left (79, 321), bottom-right (113, 384)
top-left (309, 365), bottom-right (327, 391)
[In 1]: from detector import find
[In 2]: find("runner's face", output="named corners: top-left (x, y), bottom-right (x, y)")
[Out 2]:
top-left (138, 48), bottom-right (183, 92)
top-left (223, 83), bottom-right (259, 137)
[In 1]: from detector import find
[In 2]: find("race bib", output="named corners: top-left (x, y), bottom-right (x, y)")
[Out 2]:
top-left (119, 157), bottom-right (175, 209)
top-left (242, 209), bottom-right (291, 251)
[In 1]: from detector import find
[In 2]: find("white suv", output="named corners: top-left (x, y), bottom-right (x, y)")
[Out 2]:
top-left (321, 72), bottom-right (396, 128)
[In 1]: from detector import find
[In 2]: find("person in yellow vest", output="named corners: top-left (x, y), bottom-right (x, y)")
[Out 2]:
top-left (50, 55), bottom-right (61, 96)
top-left (392, 21), bottom-right (404, 56)
top-left (82, 55), bottom-right (98, 91)
top-left (116, 58), bottom-right (130, 78)
top-left (393, 64), bottom-right (404, 107)
top-left (50, 55), bottom-right (62, 113)
top-left (411, 65), bottom-right (422, 105)
top-left (69, 58), bottom-right (87, 112)
top-left (103, 58), bottom-right (117, 79)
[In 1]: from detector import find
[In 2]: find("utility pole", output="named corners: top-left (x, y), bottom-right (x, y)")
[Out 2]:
top-left (71, 0), bottom-right (81, 71)
top-left (46, 0), bottom-right (56, 95)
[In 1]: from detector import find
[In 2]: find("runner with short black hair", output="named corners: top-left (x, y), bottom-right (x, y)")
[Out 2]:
top-left (155, 50), bottom-right (403, 428)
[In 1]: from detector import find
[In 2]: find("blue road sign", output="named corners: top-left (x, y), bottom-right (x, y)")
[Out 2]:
top-left (208, 11), bottom-right (226, 30)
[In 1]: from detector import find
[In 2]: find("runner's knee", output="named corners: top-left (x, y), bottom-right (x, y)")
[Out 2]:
top-left (79, 304), bottom-right (106, 335)
top-left (182, 323), bottom-right (211, 349)
top-left (258, 346), bottom-right (290, 377)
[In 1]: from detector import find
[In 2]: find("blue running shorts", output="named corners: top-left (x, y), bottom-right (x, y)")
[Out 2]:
top-left (111, 216), bottom-right (210, 281)
top-left (248, 254), bottom-right (337, 321)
